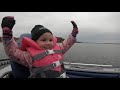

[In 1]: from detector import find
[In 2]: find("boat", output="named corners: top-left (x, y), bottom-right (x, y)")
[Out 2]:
top-left (1, 58), bottom-right (120, 78)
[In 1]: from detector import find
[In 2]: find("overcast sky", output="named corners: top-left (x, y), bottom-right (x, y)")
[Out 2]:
top-left (0, 12), bottom-right (120, 43)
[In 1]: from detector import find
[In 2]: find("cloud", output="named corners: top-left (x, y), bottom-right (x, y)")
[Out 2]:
top-left (0, 12), bottom-right (120, 43)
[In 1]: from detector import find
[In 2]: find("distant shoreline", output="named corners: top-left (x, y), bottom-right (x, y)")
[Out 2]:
top-left (0, 42), bottom-right (120, 45)
top-left (0, 37), bottom-right (120, 45)
top-left (76, 42), bottom-right (120, 45)
top-left (0, 37), bottom-right (65, 43)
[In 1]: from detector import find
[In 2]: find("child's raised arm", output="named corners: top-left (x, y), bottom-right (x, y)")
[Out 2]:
top-left (59, 21), bottom-right (79, 54)
top-left (1, 16), bottom-right (32, 68)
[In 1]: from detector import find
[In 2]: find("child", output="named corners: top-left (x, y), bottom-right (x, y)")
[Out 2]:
top-left (1, 16), bottom-right (79, 78)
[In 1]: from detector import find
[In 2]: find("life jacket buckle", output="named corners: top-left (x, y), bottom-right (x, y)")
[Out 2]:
top-left (53, 61), bottom-right (61, 68)
top-left (45, 50), bottom-right (55, 55)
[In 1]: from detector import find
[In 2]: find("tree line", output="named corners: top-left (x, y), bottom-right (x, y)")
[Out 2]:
top-left (0, 36), bottom-right (64, 43)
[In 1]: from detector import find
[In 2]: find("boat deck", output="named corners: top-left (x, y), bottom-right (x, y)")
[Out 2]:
top-left (1, 60), bottom-right (120, 78)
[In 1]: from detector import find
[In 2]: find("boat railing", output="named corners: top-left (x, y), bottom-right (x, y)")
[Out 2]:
top-left (1, 59), bottom-right (120, 78)
top-left (63, 62), bottom-right (113, 68)
top-left (0, 58), bottom-right (113, 68)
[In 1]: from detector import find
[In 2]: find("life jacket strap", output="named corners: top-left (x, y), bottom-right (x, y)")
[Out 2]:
top-left (31, 60), bottom-right (63, 75)
top-left (32, 50), bottom-right (62, 61)
top-left (28, 62), bottom-right (67, 78)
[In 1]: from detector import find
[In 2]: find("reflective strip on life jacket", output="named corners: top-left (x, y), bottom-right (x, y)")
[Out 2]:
top-left (32, 50), bottom-right (62, 61)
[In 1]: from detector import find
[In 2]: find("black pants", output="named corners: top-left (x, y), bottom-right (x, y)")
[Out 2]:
top-left (10, 61), bottom-right (30, 78)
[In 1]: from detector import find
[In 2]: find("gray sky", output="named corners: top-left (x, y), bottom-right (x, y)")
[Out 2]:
top-left (0, 12), bottom-right (120, 43)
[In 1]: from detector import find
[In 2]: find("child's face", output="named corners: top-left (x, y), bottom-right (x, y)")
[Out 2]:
top-left (36, 32), bottom-right (53, 50)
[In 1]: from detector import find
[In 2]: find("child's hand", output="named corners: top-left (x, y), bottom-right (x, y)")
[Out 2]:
top-left (1, 16), bottom-right (15, 30)
top-left (71, 21), bottom-right (79, 37)
top-left (1, 16), bottom-right (15, 42)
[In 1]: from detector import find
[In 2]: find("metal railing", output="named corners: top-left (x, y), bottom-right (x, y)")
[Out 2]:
top-left (63, 62), bottom-right (113, 67)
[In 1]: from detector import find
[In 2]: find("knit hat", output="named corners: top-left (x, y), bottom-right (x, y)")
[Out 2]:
top-left (31, 25), bottom-right (52, 41)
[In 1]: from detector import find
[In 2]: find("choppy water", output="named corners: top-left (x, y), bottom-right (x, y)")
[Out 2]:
top-left (1, 43), bottom-right (120, 67)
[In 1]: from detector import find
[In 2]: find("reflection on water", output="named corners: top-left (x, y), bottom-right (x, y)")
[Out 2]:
top-left (1, 43), bottom-right (120, 67)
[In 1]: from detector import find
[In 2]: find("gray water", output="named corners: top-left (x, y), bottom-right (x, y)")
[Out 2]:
top-left (0, 43), bottom-right (9, 59)
top-left (0, 43), bottom-right (120, 67)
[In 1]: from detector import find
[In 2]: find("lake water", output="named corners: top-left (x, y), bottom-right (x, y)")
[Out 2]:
top-left (0, 43), bottom-right (120, 67)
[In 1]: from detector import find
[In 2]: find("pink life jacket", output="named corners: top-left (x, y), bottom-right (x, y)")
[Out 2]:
top-left (20, 37), bottom-right (67, 78)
